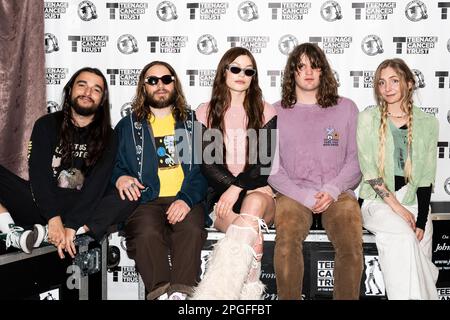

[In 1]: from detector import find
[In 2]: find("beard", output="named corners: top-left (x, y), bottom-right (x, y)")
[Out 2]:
top-left (145, 89), bottom-right (177, 109)
top-left (71, 96), bottom-right (99, 116)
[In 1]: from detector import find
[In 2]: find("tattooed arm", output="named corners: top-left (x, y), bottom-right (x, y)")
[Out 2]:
top-left (367, 177), bottom-right (416, 230)
top-left (367, 178), bottom-right (390, 199)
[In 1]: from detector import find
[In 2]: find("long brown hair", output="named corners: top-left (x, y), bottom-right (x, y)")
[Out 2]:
top-left (132, 61), bottom-right (188, 122)
top-left (207, 47), bottom-right (264, 133)
top-left (281, 43), bottom-right (339, 108)
top-left (374, 58), bottom-right (415, 182)
top-left (60, 67), bottom-right (111, 168)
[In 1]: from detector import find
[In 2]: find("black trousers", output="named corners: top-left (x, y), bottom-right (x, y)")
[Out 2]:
top-left (0, 164), bottom-right (138, 241)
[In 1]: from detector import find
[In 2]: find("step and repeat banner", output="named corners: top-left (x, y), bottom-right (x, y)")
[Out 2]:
top-left (44, 0), bottom-right (450, 203)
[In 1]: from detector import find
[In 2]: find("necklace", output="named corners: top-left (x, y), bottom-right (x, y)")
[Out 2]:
top-left (387, 111), bottom-right (407, 118)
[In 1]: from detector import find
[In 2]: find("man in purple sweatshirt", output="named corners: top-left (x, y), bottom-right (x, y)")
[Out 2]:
top-left (268, 43), bottom-right (363, 300)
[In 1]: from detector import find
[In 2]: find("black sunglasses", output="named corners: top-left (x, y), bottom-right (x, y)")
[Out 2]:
top-left (145, 75), bottom-right (175, 86)
top-left (226, 65), bottom-right (256, 77)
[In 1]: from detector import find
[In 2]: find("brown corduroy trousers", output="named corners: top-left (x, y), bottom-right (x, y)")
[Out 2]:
top-left (274, 192), bottom-right (363, 300)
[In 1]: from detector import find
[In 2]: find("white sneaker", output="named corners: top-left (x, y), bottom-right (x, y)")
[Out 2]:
top-left (0, 224), bottom-right (35, 253)
top-left (157, 293), bottom-right (169, 300)
top-left (168, 292), bottom-right (187, 300)
top-left (33, 224), bottom-right (48, 248)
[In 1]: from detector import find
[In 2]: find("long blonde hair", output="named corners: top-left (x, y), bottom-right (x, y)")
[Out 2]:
top-left (374, 58), bottom-right (415, 182)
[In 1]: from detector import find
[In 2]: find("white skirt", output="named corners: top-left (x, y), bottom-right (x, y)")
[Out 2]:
top-left (361, 186), bottom-right (439, 300)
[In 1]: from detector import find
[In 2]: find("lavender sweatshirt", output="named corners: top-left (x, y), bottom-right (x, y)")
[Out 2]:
top-left (268, 97), bottom-right (361, 210)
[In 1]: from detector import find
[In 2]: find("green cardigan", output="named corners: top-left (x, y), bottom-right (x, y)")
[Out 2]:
top-left (357, 106), bottom-right (439, 205)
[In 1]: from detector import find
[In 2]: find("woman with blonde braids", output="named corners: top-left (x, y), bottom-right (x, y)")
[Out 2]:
top-left (357, 58), bottom-right (439, 299)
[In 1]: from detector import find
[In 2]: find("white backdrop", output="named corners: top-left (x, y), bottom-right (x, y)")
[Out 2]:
top-left (44, 0), bottom-right (450, 205)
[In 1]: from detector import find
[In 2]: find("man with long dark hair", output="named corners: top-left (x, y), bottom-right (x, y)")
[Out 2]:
top-left (112, 61), bottom-right (207, 300)
top-left (269, 43), bottom-right (363, 299)
top-left (0, 67), bottom-right (136, 259)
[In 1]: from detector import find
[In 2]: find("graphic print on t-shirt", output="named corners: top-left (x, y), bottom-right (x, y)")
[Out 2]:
top-left (155, 135), bottom-right (177, 169)
top-left (51, 144), bottom-right (87, 189)
top-left (150, 113), bottom-right (184, 197)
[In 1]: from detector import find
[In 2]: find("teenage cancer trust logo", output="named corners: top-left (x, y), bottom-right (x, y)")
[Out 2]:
top-left (309, 36), bottom-right (352, 54)
top-left (187, 2), bottom-right (229, 20)
top-left (393, 36), bottom-right (437, 54)
top-left (227, 36), bottom-right (270, 54)
top-left (106, 2), bottom-right (148, 20)
top-left (186, 69), bottom-right (216, 87)
top-left (352, 2), bottom-right (396, 20)
top-left (268, 2), bottom-right (312, 20)
top-left (46, 68), bottom-right (68, 85)
top-left (44, 2), bottom-right (69, 19)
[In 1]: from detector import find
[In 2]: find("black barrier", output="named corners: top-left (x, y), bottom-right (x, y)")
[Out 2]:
top-left (201, 231), bottom-right (386, 300)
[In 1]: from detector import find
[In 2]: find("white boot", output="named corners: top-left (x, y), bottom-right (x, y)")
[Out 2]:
top-left (240, 260), bottom-right (266, 300)
top-left (240, 281), bottom-right (266, 300)
top-left (191, 224), bottom-right (256, 300)
top-left (240, 215), bottom-right (269, 300)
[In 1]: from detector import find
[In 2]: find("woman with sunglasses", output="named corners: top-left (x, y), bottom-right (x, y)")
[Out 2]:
top-left (192, 47), bottom-right (277, 299)
top-left (357, 58), bottom-right (439, 299)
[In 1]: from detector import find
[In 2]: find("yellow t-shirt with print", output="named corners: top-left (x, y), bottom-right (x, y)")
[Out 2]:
top-left (148, 113), bottom-right (184, 197)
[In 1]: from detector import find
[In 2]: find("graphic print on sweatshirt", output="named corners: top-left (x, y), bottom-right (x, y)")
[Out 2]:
top-left (51, 143), bottom-right (87, 190)
top-left (323, 126), bottom-right (340, 147)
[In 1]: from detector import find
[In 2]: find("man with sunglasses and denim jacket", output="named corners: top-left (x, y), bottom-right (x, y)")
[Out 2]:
top-left (112, 61), bottom-right (207, 300)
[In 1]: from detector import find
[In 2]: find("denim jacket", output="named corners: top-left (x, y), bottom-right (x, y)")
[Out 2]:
top-left (112, 110), bottom-right (207, 207)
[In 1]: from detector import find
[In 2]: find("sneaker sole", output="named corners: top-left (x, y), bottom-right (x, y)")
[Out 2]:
top-left (20, 230), bottom-right (33, 254)
top-left (33, 224), bottom-right (46, 248)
